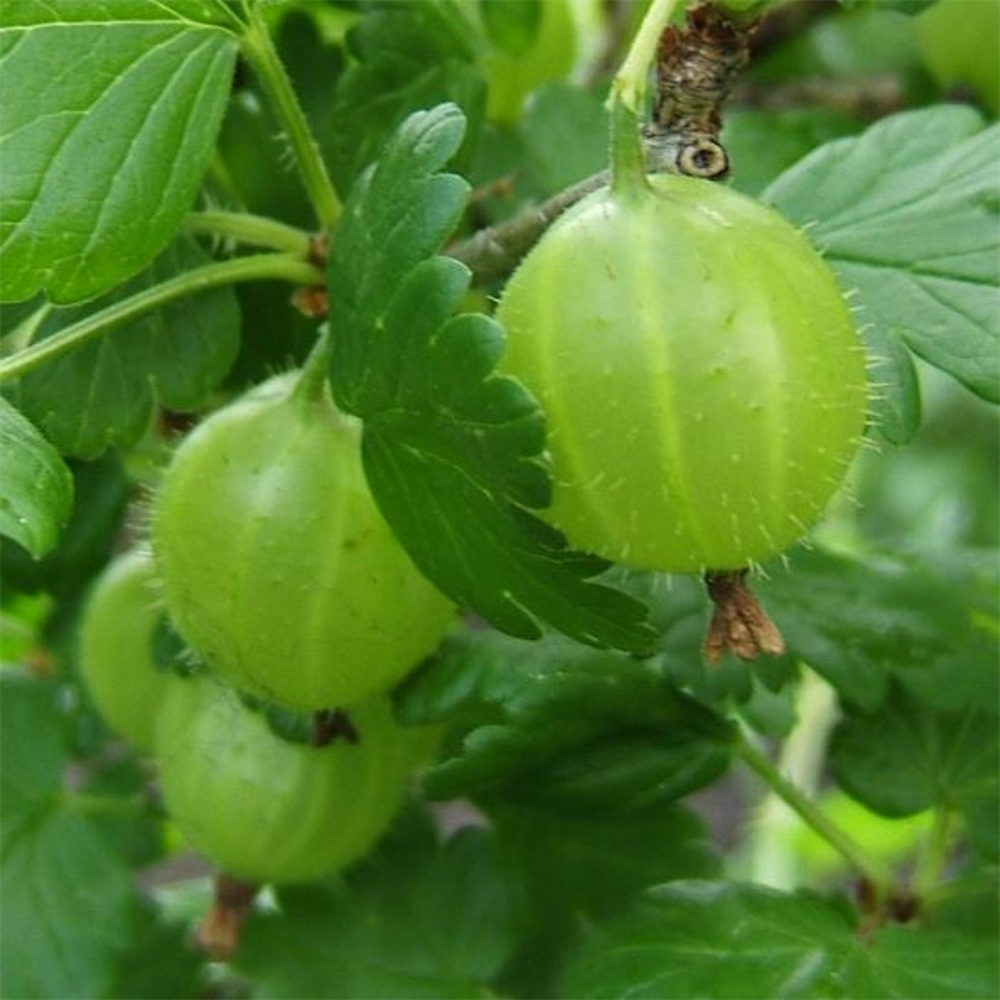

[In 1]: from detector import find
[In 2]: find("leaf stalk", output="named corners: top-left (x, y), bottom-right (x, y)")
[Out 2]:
top-left (0, 255), bottom-right (324, 385)
top-left (185, 211), bottom-right (313, 256)
top-left (239, 4), bottom-right (341, 231)
top-left (737, 732), bottom-right (895, 900)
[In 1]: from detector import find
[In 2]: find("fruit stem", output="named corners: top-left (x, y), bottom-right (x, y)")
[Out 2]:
top-left (608, 0), bottom-right (680, 195)
top-left (239, 2), bottom-right (341, 231)
top-left (736, 733), bottom-right (895, 903)
top-left (185, 210), bottom-right (314, 256)
top-left (0, 254), bottom-right (324, 385)
top-left (293, 325), bottom-right (335, 406)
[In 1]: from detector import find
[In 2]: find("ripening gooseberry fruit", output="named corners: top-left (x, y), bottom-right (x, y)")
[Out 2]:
top-left (79, 549), bottom-right (176, 753)
top-left (155, 673), bottom-right (429, 884)
top-left (495, 173), bottom-right (868, 572)
top-left (151, 373), bottom-right (455, 711)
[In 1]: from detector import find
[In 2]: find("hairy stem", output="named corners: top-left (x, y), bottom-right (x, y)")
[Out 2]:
top-left (239, 3), bottom-right (340, 230)
top-left (185, 211), bottom-right (313, 256)
top-left (0, 255), bottom-right (323, 385)
top-left (737, 730), bottom-right (894, 899)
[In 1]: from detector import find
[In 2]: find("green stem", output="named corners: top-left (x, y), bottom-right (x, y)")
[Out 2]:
top-left (292, 326), bottom-right (334, 406)
top-left (912, 805), bottom-right (956, 897)
top-left (607, 0), bottom-right (680, 194)
top-left (0, 254), bottom-right (323, 385)
top-left (737, 733), bottom-right (894, 898)
top-left (240, 3), bottom-right (340, 231)
top-left (611, 0), bottom-right (681, 115)
top-left (185, 211), bottom-right (313, 256)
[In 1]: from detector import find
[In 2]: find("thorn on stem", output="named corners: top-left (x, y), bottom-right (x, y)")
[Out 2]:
top-left (702, 568), bottom-right (785, 663)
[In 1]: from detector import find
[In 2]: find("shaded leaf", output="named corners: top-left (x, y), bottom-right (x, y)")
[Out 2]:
top-left (0, 397), bottom-right (72, 557)
top-left (238, 817), bottom-right (522, 999)
top-left (11, 237), bottom-right (240, 458)
top-left (398, 629), bottom-right (733, 807)
top-left (562, 880), bottom-right (1000, 999)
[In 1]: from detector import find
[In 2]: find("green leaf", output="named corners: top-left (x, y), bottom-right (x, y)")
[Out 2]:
top-left (10, 237), bottom-right (240, 458)
top-left (492, 798), bottom-right (720, 998)
top-left (328, 103), bottom-right (655, 651)
top-left (831, 679), bottom-right (998, 819)
top-left (721, 107), bottom-right (861, 198)
top-left (324, 0), bottom-right (485, 196)
top-left (398, 629), bottom-right (734, 807)
top-left (1, 451), bottom-right (129, 598)
top-left (0, 397), bottom-right (72, 558)
top-left (237, 817), bottom-right (522, 999)
top-left (765, 106), bottom-right (1000, 405)
top-left (0, 671), bottom-right (138, 1000)
top-left (561, 880), bottom-right (1000, 999)
top-left (758, 547), bottom-right (998, 712)
top-left (0, 4), bottom-right (237, 303)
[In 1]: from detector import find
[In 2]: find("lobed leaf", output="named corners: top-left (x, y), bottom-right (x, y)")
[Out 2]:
top-left (831, 679), bottom-right (999, 820)
top-left (237, 815), bottom-right (522, 999)
top-left (0, 396), bottom-right (72, 558)
top-left (0, 3), bottom-right (237, 303)
top-left (765, 106), bottom-right (1000, 416)
top-left (323, 0), bottom-right (485, 197)
top-left (757, 546), bottom-right (998, 712)
top-left (328, 103), bottom-right (655, 651)
top-left (397, 629), bottom-right (734, 807)
top-left (10, 237), bottom-right (240, 458)
top-left (561, 880), bottom-right (1000, 999)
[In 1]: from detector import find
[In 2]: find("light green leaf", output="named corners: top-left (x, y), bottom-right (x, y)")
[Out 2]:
top-left (765, 106), bottom-right (1000, 405)
top-left (561, 880), bottom-right (1000, 999)
top-left (0, 5), bottom-right (237, 303)
top-left (0, 396), bottom-right (72, 558)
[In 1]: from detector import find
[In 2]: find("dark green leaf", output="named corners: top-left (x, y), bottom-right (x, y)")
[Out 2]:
top-left (758, 547), bottom-right (998, 712)
top-left (561, 880), bottom-right (1000, 999)
top-left (0, 397), bottom-right (72, 557)
top-left (0, 6), bottom-right (237, 303)
top-left (325, 1), bottom-right (485, 196)
top-left (11, 237), bottom-right (240, 458)
top-left (1, 671), bottom-right (138, 1000)
top-left (0, 672), bottom-right (65, 837)
top-left (398, 630), bottom-right (733, 807)
top-left (328, 103), bottom-right (655, 651)
top-left (493, 798), bottom-right (720, 998)
top-left (765, 106), bottom-right (1000, 404)
top-left (0, 451), bottom-right (129, 599)
top-left (831, 679), bottom-right (998, 818)
top-left (237, 819), bottom-right (522, 999)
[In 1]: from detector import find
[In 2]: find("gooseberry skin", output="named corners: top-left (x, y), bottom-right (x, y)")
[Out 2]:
top-left (155, 675), bottom-right (427, 884)
top-left (151, 374), bottom-right (455, 711)
top-left (79, 549), bottom-right (174, 754)
top-left (495, 173), bottom-right (868, 572)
